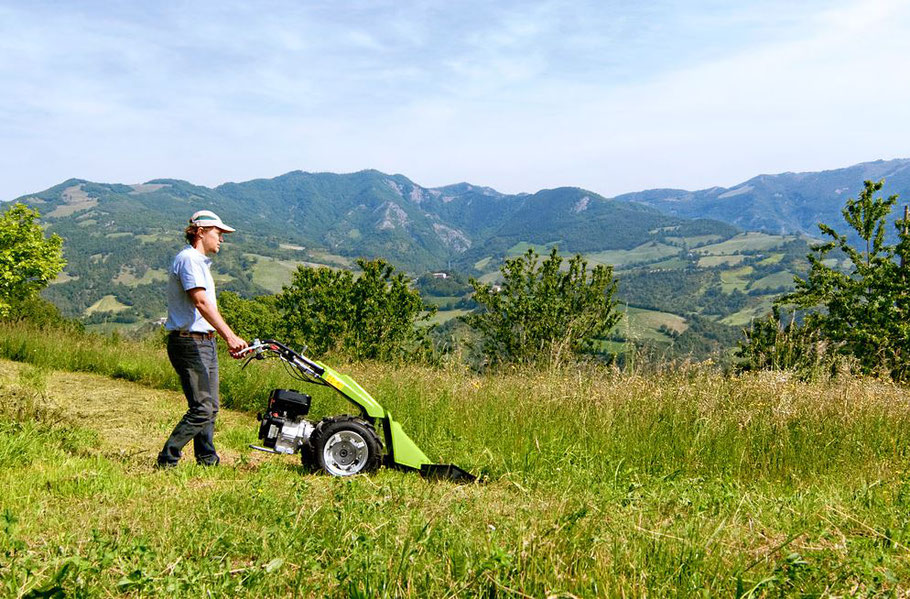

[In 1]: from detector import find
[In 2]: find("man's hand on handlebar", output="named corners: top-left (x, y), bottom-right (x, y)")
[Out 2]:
top-left (227, 334), bottom-right (248, 359)
top-left (234, 339), bottom-right (270, 360)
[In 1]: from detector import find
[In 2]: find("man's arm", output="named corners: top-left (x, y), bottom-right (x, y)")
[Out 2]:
top-left (187, 288), bottom-right (248, 356)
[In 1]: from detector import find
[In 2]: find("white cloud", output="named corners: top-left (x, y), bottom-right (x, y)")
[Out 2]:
top-left (1, 0), bottom-right (909, 200)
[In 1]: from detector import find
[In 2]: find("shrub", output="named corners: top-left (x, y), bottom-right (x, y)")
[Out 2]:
top-left (467, 248), bottom-right (620, 367)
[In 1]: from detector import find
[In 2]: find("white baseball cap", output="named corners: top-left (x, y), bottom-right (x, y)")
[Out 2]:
top-left (190, 210), bottom-right (236, 233)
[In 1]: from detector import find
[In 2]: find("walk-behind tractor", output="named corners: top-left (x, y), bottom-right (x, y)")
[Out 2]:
top-left (236, 339), bottom-right (475, 482)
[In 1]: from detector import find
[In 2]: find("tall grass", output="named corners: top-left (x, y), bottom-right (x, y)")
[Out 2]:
top-left (0, 322), bottom-right (291, 409)
top-left (1, 321), bottom-right (910, 596)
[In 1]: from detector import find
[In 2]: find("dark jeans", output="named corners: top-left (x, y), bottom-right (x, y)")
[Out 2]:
top-left (157, 334), bottom-right (220, 466)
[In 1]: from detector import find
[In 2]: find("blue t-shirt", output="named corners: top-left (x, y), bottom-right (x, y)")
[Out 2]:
top-left (164, 246), bottom-right (217, 333)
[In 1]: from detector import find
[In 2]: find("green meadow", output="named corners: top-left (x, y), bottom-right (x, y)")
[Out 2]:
top-left (1, 322), bottom-right (908, 596)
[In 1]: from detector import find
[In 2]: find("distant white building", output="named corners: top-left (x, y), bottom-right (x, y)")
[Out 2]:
top-left (431, 272), bottom-right (449, 279)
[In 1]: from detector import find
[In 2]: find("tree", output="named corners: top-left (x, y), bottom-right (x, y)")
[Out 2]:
top-left (0, 203), bottom-right (65, 317)
top-left (736, 306), bottom-right (833, 377)
top-left (217, 292), bottom-right (282, 341)
top-left (739, 179), bottom-right (910, 380)
top-left (466, 248), bottom-right (620, 367)
top-left (275, 258), bottom-right (434, 361)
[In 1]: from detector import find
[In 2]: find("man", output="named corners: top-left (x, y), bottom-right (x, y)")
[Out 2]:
top-left (156, 210), bottom-right (248, 469)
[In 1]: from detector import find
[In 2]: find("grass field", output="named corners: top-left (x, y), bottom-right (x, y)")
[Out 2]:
top-left (616, 306), bottom-right (688, 342)
top-left (84, 321), bottom-right (148, 335)
top-left (2, 323), bottom-right (909, 596)
top-left (113, 267), bottom-right (169, 287)
top-left (695, 233), bottom-right (791, 256)
top-left (750, 271), bottom-right (796, 291)
top-left (477, 271), bottom-right (502, 285)
top-left (46, 184), bottom-right (98, 217)
top-left (643, 256), bottom-right (691, 270)
top-left (698, 255), bottom-right (745, 268)
top-left (244, 254), bottom-right (306, 293)
top-left (757, 253), bottom-right (785, 266)
top-left (505, 241), bottom-right (561, 257)
top-left (246, 253), bottom-right (350, 293)
top-left (48, 271), bottom-right (78, 285)
top-left (586, 242), bottom-right (680, 268)
top-left (720, 297), bottom-right (775, 327)
top-left (83, 294), bottom-right (130, 315)
top-left (720, 266), bottom-right (754, 293)
top-left (304, 250), bottom-right (353, 268)
top-left (664, 234), bottom-right (724, 248)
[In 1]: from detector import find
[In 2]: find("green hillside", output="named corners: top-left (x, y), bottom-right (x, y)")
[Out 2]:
top-left (14, 172), bottom-right (739, 334)
top-left (11, 169), bottom-right (838, 359)
top-left (463, 227), bottom-right (812, 358)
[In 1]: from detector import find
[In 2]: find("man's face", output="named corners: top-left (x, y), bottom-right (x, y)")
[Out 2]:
top-left (199, 227), bottom-right (225, 254)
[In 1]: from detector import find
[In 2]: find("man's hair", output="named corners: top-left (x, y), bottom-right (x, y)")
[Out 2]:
top-left (184, 224), bottom-right (202, 245)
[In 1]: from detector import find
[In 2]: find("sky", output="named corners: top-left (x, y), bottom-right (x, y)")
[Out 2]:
top-left (2, 0), bottom-right (910, 201)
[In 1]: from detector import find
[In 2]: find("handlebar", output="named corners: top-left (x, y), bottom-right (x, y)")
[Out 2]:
top-left (236, 338), bottom-right (271, 357)
top-left (236, 338), bottom-right (326, 379)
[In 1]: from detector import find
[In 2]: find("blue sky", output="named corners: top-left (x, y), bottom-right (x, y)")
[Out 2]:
top-left (2, 0), bottom-right (909, 201)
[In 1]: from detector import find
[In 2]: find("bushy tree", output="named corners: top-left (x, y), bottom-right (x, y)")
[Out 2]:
top-left (466, 248), bottom-right (620, 367)
top-left (0, 204), bottom-right (65, 317)
top-left (736, 306), bottom-right (835, 377)
top-left (739, 179), bottom-right (910, 380)
top-left (3, 295), bottom-right (79, 330)
top-left (275, 258), bottom-right (434, 361)
top-left (217, 292), bottom-right (282, 341)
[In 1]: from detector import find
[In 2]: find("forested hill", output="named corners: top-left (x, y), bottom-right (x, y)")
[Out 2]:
top-left (17, 171), bottom-right (729, 275)
top-left (12, 171), bottom-right (735, 322)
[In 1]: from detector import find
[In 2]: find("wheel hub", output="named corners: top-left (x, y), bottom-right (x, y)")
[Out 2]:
top-left (323, 431), bottom-right (368, 475)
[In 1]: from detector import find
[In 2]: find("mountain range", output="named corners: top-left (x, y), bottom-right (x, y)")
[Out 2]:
top-left (613, 158), bottom-right (910, 235)
top-left (10, 158), bottom-right (910, 352)
top-left (17, 171), bottom-right (736, 275)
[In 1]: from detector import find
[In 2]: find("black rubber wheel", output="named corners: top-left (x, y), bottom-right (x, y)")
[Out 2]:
top-left (310, 415), bottom-right (382, 477)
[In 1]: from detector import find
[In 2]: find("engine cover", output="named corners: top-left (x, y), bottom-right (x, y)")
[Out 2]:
top-left (268, 389), bottom-right (311, 419)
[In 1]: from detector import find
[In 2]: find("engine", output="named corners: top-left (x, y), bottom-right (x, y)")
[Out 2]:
top-left (256, 389), bottom-right (314, 455)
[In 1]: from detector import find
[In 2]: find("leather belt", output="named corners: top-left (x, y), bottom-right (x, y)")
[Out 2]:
top-left (170, 330), bottom-right (216, 340)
